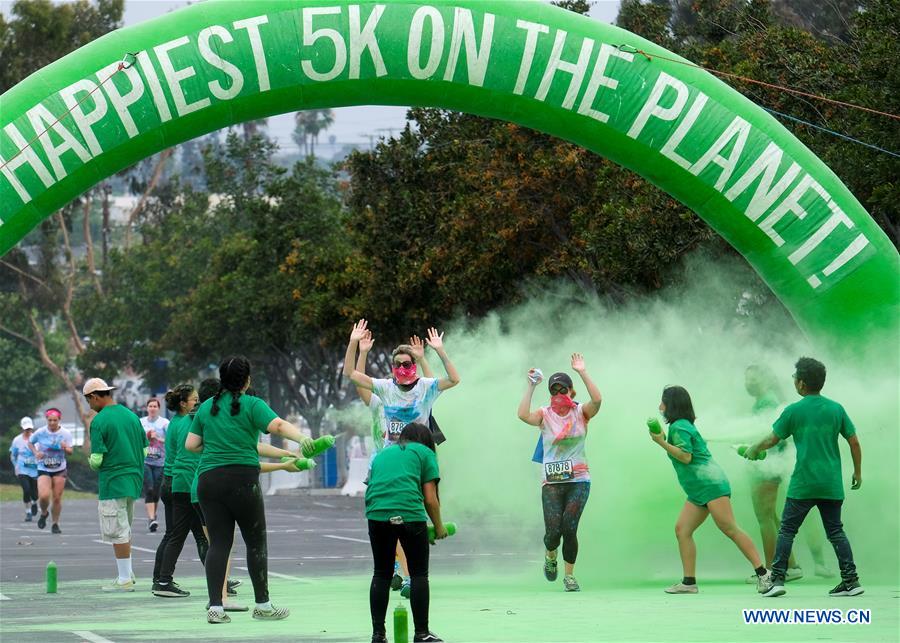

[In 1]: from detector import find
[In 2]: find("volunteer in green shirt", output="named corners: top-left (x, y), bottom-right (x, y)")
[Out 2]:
top-left (185, 355), bottom-right (313, 625)
top-left (153, 384), bottom-right (208, 598)
top-left (748, 357), bottom-right (864, 598)
top-left (366, 422), bottom-right (447, 643)
top-left (86, 377), bottom-right (148, 593)
top-left (650, 385), bottom-right (770, 595)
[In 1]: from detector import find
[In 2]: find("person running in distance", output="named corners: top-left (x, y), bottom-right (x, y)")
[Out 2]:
top-left (366, 423), bottom-right (447, 643)
top-left (517, 354), bottom-right (601, 592)
top-left (141, 397), bottom-right (169, 532)
top-left (649, 385), bottom-right (771, 594)
top-left (186, 356), bottom-right (315, 624)
top-left (11, 417), bottom-right (39, 521)
top-left (85, 377), bottom-right (148, 592)
top-left (742, 364), bottom-right (832, 584)
top-left (30, 408), bottom-right (73, 533)
top-left (748, 357), bottom-right (864, 598)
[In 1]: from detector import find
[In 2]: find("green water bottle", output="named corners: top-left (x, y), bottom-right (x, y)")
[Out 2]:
top-left (393, 602), bottom-right (408, 643)
top-left (646, 418), bottom-right (663, 434)
top-left (737, 445), bottom-right (767, 461)
top-left (46, 560), bottom-right (57, 593)
top-left (302, 435), bottom-right (336, 458)
top-left (427, 521), bottom-right (457, 544)
top-left (281, 456), bottom-right (317, 471)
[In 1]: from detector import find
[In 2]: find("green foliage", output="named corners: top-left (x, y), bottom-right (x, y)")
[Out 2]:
top-left (0, 0), bottom-right (123, 92)
top-left (0, 334), bottom-right (61, 433)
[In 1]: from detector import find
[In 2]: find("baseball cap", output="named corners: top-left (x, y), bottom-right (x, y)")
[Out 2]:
top-left (83, 377), bottom-right (117, 395)
top-left (20, 416), bottom-right (34, 430)
top-left (547, 372), bottom-right (573, 391)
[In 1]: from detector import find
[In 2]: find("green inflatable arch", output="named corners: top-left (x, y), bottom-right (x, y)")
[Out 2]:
top-left (1, 0), bottom-right (897, 346)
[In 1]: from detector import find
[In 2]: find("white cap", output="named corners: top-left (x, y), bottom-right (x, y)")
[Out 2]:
top-left (20, 416), bottom-right (34, 430)
top-left (83, 377), bottom-right (117, 395)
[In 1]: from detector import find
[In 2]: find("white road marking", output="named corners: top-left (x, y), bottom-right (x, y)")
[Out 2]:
top-left (72, 631), bottom-right (115, 643)
top-left (234, 566), bottom-right (311, 583)
top-left (0, 593), bottom-right (11, 600)
top-left (322, 534), bottom-right (368, 544)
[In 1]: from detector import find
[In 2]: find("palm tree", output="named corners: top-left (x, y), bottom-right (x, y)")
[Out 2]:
top-left (293, 109), bottom-right (335, 156)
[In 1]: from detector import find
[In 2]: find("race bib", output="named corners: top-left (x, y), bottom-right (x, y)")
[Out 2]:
top-left (43, 455), bottom-right (63, 469)
top-left (147, 446), bottom-right (162, 460)
top-left (388, 420), bottom-right (405, 436)
top-left (23, 455), bottom-right (36, 467)
top-left (544, 460), bottom-right (574, 483)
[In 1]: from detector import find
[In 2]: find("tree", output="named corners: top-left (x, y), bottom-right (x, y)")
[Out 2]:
top-left (293, 109), bottom-right (336, 156)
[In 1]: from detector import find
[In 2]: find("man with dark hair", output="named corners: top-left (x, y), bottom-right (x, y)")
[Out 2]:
top-left (748, 357), bottom-right (863, 598)
top-left (86, 377), bottom-right (148, 592)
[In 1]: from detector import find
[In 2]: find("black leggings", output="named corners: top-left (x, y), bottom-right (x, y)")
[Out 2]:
top-left (157, 491), bottom-right (209, 585)
top-left (18, 475), bottom-right (37, 504)
top-left (542, 481), bottom-right (591, 564)
top-left (152, 476), bottom-right (208, 584)
top-left (199, 466), bottom-right (268, 606)
top-left (369, 520), bottom-right (430, 636)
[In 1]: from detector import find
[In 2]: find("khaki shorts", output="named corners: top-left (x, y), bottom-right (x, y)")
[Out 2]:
top-left (98, 498), bottom-right (134, 544)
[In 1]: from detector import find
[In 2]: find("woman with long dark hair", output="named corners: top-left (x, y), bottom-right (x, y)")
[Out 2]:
top-left (650, 385), bottom-right (770, 594)
top-left (186, 356), bottom-right (315, 624)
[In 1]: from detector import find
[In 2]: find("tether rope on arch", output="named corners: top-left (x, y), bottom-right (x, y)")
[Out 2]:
top-left (0, 52), bottom-right (137, 173)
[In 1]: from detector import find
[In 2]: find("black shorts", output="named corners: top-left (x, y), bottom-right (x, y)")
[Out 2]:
top-left (38, 469), bottom-right (67, 478)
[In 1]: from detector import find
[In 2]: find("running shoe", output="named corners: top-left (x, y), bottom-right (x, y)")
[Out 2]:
top-left (24, 512), bottom-right (32, 522)
top-left (149, 520), bottom-right (159, 533)
top-left (814, 563), bottom-right (836, 578)
top-left (543, 556), bottom-right (558, 582)
top-left (227, 578), bottom-right (242, 589)
top-left (30, 503), bottom-right (38, 516)
top-left (37, 513), bottom-right (48, 529)
top-left (102, 578), bottom-right (135, 592)
top-left (227, 578), bottom-right (240, 595)
top-left (207, 608), bottom-right (231, 624)
top-left (413, 633), bottom-right (444, 642)
top-left (762, 582), bottom-right (786, 597)
top-left (756, 570), bottom-right (773, 593)
top-left (829, 580), bottom-right (864, 596)
top-left (152, 582), bottom-right (190, 598)
top-left (51, 523), bottom-right (61, 534)
top-left (664, 582), bottom-right (698, 594)
top-left (400, 579), bottom-right (411, 599)
top-left (563, 575), bottom-right (580, 592)
top-left (252, 604), bottom-right (290, 620)
top-left (785, 566), bottom-right (803, 582)
top-left (371, 633), bottom-right (388, 643)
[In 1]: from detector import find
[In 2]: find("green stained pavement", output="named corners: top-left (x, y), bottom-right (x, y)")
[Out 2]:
top-left (1, 573), bottom-right (897, 642)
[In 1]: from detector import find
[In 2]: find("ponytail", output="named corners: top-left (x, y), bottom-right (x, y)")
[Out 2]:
top-left (212, 355), bottom-right (251, 417)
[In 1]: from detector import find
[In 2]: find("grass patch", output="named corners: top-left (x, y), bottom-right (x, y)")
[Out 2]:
top-left (0, 483), bottom-right (96, 502)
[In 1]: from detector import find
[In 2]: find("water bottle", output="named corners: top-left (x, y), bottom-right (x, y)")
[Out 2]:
top-left (427, 521), bottom-right (457, 544)
top-left (302, 435), bottom-right (336, 458)
top-left (393, 602), bottom-right (408, 643)
top-left (46, 560), bottom-right (57, 593)
top-left (646, 418), bottom-right (663, 434)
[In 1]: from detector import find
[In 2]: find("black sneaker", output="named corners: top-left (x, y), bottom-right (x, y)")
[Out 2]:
top-left (829, 580), bottom-right (864, 596)
top-left (149, 520), bottom-right (159, 533)
top-left (371, 633), bottom-right (388, 643)
top-left (227, 578), bottom-right (242, 589)
top-left (51, 523), bottom-right (61, 534)
top-left (413, 632), bottom-right (444, 642)
top-left (24, 512), bottom-right (32, 522)
top-left (152, 582), bottom-right (191, 598)
top-left (30, 503), bottom-right (38, 516)
top-left (227, 579), bottom-right (240, 595)
top-left (544, 556), bottom-right (558, 582)
top-left (37, 513), bottom-right (48, 529)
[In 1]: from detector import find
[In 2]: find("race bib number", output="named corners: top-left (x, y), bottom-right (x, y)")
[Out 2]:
top-left (544, 460), bottom-right (574, 483)
top-left (388, 420), bottom-right (405, 436)
top-left (24, 455), bottom-right (36, 467)
top-left (43, 455), bottom-right (63, 469)
top-left (147, 446), bottom-right (162, 460)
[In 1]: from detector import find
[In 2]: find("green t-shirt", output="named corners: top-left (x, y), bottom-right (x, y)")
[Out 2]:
top-left (365, 442), bottom-right (440, 523)
top-left (90, 404), bottom-right (148, 501)
top-left (667, 419), bottom-right (731, 506)
top-left (189, 392), bottom-right (277, 476)
top-left (163, 415), bottom-right (179, 477)
top-left (170, 414), bottom-right (201, 493)
top-left (772, 395), bottom-right (856, 500)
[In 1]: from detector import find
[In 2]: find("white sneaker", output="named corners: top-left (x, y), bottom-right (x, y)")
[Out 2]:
top-left (762, 583), bottom-right (786, 597)
top-left (207, 608), bottom-right (231, 624)
top-left (102, 578), bottom-right (135, 592)
top-left (786, 566), bottom-right (804, 582)
top-left (756, 570), bottom-right (773, 593)
top-left (664, 582), bottom-right (698, 594)
top-left (252, 604), bottom-right (290, 620)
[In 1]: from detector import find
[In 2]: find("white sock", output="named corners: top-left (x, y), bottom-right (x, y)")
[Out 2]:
top-left (115, 557), bottom-right (132, 583)
top-left (255, 601), bottom-right (272, 611)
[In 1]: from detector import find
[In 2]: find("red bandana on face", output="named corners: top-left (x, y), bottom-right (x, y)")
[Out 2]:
top-left (393, 364), bottom-right (418, 385)
top-left (550, 393), bottom-right (577, 415)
